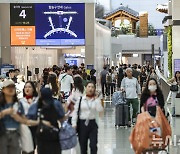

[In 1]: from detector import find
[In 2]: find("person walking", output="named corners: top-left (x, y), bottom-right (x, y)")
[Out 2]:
top-left (58, 66), bottom-right (74, 98)
top-left (117, 67), bottom-right (124, 90)
top-left (0, 80), bottom-right (39, 154)
top-left (147, 67), bottom-right (158, 82)
top-left (90, 69), bottom-right (96, 84)
top-left (100, 66), bottom-right (108, 97)
top-left (139, 67), bottom-right (147, 91)
top-left (72, 82), bottom-right (104, 154)
top-left (20, 81), bottom-right (39, 154)
top-left (140, 78), bottom-right (165, 116)
top-left (168, 71), bottom-right (180, 116)
top-left (27, 88), bottom-right (65, 154)
top-left (132, 65), bottom-right (140, 81)
top-left (47, 73), bottom-right (60, 100)
top-left (67, 76), bottom-right (84, 124)
top-left (121, 68), bottom-right (141, 125)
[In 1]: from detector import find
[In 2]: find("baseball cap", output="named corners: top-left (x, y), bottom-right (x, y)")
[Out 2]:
top-left (3, 79), bottom-right (15, 88)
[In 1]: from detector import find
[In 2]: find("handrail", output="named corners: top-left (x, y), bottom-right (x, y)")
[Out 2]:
top-left (155, 66), bottom-right (171, 86)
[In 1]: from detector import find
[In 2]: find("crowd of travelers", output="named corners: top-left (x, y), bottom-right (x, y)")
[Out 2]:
top-left (0, 63), bottom-right (178, 154)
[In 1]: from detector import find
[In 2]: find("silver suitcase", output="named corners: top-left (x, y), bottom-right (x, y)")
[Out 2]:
top-left (115, 104), bottom-right (129, 127)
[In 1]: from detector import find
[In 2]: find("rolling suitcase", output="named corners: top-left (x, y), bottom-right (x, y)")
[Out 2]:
top-left (115, 104), bottom-right (129, 127)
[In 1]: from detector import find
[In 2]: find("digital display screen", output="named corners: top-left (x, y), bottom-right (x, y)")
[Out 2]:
top-left (66, 60), bottom-right (77, 66)
top-left (10, 3), bottom-right (85, 46)
top-left (174, 59), bottom-right (180, 73)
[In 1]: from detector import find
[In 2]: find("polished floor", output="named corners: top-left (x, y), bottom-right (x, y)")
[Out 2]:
top-left (63, 99), bottom-right (180, 154)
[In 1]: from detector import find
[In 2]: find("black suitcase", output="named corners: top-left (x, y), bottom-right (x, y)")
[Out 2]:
top-left (115, 104), bottom-right (129, 127)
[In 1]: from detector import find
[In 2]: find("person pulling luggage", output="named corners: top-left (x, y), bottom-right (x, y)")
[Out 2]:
top-left (121, 68), bottom-right (141, 125)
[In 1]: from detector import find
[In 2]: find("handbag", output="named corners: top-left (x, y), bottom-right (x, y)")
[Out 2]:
top-left (76, 96), bottom-right (82, 133)
top-left (19, 124), bottom-right (34, 153)
top-left (176, 93), bottom-right (180, 98)
top-left (36, 108), bottom-right (59, 141)
top-left (0, 106), bottom-right (6, 136)
top-left (170, 85), bottom-right (179, 92)
top-left (0, 119), bottom-right (5, 136)
top-left (59, 121), bottom-right (77, 150)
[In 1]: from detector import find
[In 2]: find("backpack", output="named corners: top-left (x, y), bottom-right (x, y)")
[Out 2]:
top-left (106, 73), bottom-right (112, 83)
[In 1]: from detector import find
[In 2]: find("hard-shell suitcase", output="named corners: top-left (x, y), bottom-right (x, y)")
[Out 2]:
top-left (115, 104), bottom-right (129, 127)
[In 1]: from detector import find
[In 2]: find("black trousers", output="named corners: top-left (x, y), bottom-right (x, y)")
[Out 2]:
top-left (107, 83), bottom-right (115, 95)
top-left (78, 120), bottom-right (98, 154)
top-left (101, 82), bottom-right (107, 95)
top-left (37, 140), bottom-right (61, 154)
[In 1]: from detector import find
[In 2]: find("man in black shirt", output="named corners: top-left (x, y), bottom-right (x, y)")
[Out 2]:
top-left (100, 66), bottom-right (108, 96)
top-left (9, 69), bottom-right (17, 83)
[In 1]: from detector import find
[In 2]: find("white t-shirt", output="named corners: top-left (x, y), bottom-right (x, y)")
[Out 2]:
top-left (121, 77), bottom-right (141, 99)
top-left (58, 73), bottom-right (74, 93)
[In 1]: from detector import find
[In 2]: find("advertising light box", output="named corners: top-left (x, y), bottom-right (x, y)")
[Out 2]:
top-left (10, 3), bottom-right (85, 46)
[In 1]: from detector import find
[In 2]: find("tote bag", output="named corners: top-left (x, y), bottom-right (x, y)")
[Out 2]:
top-left (59, 121), bottom-right (78, 150)
top-left (19, 124), bottom-right (34, 153)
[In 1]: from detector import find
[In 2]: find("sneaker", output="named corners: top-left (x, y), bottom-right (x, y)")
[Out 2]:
top-left (132, 118), bottom-right (136, 124)
top-left (128, 121), bottom-right (131, 127)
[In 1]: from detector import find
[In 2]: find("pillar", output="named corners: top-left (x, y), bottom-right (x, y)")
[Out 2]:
top-left (85, 3), bottom-right (95, 68)
top-left (0, 4), bottom-right (11, 64)
top-left (172, 0), bottom-right (180, 74)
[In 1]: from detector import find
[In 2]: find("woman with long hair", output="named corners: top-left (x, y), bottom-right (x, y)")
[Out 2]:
top-left (20, 81), bottom-right (39, 154)
top-left (67, 76), bottom-right (84, 124)
top-left (168, 71), bottom-right (180, 116)
top-left (147, 67), bottom-right (158, 82)
top-left (72, 81), bottom-right (104, 154)
top-left (140, 78), bottom-right (165, 116)
top-left (0, 80), bottom-right (39, 154)
top-left (27, 88), bottom-right (65, 154)
top-left (47, 74), bottom-right (60, 99)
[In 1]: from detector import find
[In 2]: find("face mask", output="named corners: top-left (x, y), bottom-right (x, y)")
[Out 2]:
top-left (148, 85), bottom-right (157, 92)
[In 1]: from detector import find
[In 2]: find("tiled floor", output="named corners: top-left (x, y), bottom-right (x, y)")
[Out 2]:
top-left (63, 100), bottom-right (180, 154)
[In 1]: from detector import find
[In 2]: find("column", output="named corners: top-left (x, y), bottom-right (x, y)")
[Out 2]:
top-left (0, 4), bottom-right (11, 64)
top-left (85, 3), bottom-right (95, 68)
top-left (172, 0), bottom-right (180, 74)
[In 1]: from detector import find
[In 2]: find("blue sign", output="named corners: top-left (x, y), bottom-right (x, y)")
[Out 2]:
top-left (35, 3), bottom-right (85, 46)
top-left (1, 64), bottom-right (15, 75)
top-left (174, 59), bottom-right (180, 74)
top-left (66, 60), bottom-right (77, 66)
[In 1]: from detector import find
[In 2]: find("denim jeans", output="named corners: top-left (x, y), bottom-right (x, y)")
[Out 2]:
top-left (0, 130), bottom-right (21, 154)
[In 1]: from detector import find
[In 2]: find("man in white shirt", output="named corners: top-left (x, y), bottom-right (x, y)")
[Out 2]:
top-left (58, 66), bottom-right (74, 94)
top-left (121, 68), bottom-right (141, 124)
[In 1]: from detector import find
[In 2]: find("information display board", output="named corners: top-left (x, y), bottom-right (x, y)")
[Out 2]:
top-left (174, 59), bottom-right (180, 73)
top-left (10, 3), bottom-right (85, 46)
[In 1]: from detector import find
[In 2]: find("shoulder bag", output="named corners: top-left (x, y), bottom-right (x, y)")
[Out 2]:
top-left (170, 85), bottom-right (179, 92)
top-left (76, 96), bottom-right (82, 134)
top-left (0, 106), bottom-right (6, 136)
top-left (36, 107), bottom-right (59, 141)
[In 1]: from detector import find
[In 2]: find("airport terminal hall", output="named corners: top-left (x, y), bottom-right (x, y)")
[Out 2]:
top-left (0, 0), bottom-right (180, 154)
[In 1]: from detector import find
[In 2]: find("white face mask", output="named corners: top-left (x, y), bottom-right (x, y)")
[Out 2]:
top-left (148, 85), bottom-right (157, 92)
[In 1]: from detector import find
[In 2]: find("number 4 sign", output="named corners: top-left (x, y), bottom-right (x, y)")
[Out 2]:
top-left (19, 10), bottom-right (26, 19)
